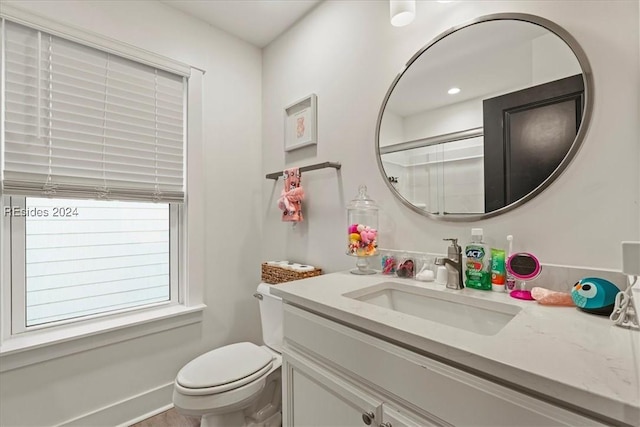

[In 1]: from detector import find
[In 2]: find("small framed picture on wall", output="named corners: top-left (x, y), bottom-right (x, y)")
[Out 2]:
top-left (284, 93), bottom-right (317, 152)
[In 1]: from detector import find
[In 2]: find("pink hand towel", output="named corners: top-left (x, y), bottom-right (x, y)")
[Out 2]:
top-left (278, 168), bottom-right (304, 222)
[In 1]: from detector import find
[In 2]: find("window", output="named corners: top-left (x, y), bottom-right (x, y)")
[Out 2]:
top-left (1, 15), bottom-right (193, 339)
top-left (7, 197), bottom-right (178, 332)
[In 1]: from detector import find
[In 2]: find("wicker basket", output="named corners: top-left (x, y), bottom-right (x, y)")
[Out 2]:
top-left (261, 263), bottom-right (322, 284)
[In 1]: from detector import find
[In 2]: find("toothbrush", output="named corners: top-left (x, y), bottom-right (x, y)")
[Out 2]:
top-left (506, 235), bottom-right (515, 291)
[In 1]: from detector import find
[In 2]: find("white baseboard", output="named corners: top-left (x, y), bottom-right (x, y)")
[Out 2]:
top-left (58, 382), bottom-right (174, 427)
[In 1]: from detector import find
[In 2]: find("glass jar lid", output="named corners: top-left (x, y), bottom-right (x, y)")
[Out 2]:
top-left (347, 184), bottom-right (378, 211)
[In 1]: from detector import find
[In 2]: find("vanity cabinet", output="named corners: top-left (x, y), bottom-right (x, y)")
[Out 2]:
top-left (282, 304), bottom-right (605, 427)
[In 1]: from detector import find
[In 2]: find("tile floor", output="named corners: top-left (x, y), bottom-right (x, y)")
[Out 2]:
top-left (129, 408), bottom-right (200, 427)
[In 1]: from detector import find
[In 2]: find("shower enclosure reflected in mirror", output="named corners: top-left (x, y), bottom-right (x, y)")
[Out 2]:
top-left (376, 14), bottom-right (593, 221)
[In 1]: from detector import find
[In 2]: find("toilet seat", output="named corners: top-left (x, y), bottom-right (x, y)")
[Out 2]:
top-left (176, 342), bottom-right (274, 396)
top-left (175, 361), bottom-right (273, 396)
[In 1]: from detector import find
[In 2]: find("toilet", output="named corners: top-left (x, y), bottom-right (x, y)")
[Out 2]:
top-left (173, 283), bottom-right (283, 427)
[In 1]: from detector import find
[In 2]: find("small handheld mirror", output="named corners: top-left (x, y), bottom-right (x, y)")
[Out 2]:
top-left (506, 252), bottom-right (541, 300)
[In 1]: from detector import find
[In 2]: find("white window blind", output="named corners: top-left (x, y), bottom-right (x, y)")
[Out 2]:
top-left (23, 198), bottom-right (170, 327)
top-left (2, 20), bottom-right (185, 202)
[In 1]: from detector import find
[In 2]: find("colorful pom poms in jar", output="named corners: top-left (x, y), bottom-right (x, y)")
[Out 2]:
top-left (347, 223), bottom-right (377, 256)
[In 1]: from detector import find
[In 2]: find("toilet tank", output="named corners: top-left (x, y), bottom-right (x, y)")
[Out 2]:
top-left (256, 283), bottom-right (283, 353)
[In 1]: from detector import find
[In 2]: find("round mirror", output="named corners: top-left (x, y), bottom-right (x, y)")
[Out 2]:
top-left (376, 14), bottom-right (592, 221)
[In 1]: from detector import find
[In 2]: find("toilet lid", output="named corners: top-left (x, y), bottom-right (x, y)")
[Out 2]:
top-left (176, 342), bottom-right (273, 389)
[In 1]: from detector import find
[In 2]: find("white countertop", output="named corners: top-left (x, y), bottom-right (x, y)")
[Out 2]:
top-left (270, 272), bottom-right (640, 426)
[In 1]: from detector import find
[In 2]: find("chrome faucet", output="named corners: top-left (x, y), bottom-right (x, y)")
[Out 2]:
top-left (435, 238), bottom-right (464, 289)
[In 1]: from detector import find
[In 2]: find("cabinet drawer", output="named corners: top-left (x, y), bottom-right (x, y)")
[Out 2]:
top-left (283, 304), bottom-right (605, 427)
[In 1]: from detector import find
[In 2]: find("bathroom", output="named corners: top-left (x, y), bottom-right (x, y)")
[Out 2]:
top-left (0, 0), bottom-right (638, 426)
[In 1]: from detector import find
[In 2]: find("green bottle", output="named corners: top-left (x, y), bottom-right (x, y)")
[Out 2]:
top-left (465, 228), bottom-right (492, 290)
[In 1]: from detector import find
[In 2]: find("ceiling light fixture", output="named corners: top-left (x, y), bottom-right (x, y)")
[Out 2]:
top-left (390, 0), bottom-right (416, 27)
top-left (448, 87), bottom-right (461, 95)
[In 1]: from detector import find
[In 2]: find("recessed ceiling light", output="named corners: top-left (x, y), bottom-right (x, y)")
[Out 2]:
top-left (448, 87), bottom-right (461, 95)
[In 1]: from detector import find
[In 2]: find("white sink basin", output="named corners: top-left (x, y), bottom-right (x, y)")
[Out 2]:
top-left (343, 282), bottom-right (521, 336)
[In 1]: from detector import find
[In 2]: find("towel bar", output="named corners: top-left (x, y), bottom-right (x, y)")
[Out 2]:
top-left (265, 161), bottom-right (341, 180)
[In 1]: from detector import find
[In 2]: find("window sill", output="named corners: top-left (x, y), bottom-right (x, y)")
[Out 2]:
top-left (0, 303), bottom-right (206, 372)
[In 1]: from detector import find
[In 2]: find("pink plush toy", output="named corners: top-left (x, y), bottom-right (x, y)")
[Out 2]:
top-left (360, 228), bottom-right (377, 244)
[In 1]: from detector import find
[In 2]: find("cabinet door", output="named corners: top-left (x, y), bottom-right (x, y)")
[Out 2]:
top-left (283, 351), bottom-right (382, 427)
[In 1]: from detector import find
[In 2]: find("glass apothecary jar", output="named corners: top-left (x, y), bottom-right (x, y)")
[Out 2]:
top-left (347, 184), bottom-right (378, 275)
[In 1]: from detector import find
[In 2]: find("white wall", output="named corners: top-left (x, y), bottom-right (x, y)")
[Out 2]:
top-left (402, 96), bottom-right (483, 141)
top-left (379, 110), bottom-right (404, 146)
top-left (262, 0), bottom-right (640, 271)
top-left (1, 1), bottom-right (263, 426)
top-left (532, 32), bottom-right (582, 84)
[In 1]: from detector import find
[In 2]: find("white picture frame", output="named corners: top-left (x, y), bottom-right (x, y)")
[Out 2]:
top-left (284, 94), bottom-right (317, 152)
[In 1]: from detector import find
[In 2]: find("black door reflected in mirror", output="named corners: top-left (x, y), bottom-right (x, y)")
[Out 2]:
top-left (483, 74), bottom-right (584, 212)
top-left (376, 14), bottom-right (592, 221)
